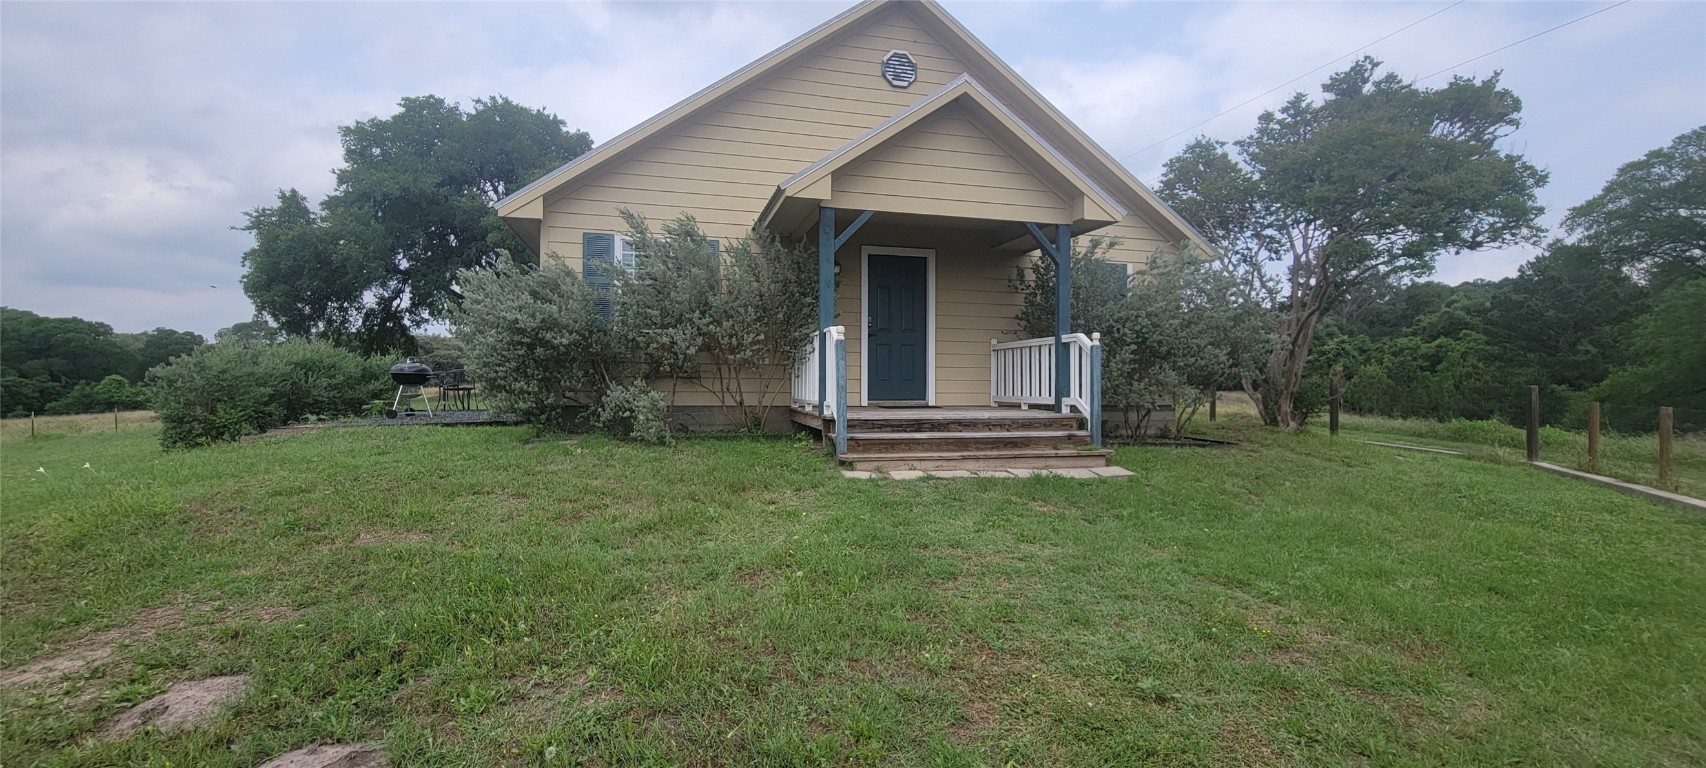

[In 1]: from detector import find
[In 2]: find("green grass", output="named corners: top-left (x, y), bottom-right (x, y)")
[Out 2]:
top-left (1329, 413), bottom-right (1706, 498)
top-left (3, 421), bottom-right (1703, 766)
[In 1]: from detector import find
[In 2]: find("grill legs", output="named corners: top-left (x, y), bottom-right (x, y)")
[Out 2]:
top-left (387, 385), bottom-right (435, 418)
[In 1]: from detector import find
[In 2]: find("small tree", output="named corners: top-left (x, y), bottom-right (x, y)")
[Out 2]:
top-left (1159, 57), bottom-right (1547, 429)
top-left (1012, 242), bottom-right (1268, 436)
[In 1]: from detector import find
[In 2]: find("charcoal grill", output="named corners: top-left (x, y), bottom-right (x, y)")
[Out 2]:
top-left (386, 361), bottom-right (434, 418)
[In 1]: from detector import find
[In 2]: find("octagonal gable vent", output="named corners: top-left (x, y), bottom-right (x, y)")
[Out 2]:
top-left (880, 50), bottom-right (918, 88)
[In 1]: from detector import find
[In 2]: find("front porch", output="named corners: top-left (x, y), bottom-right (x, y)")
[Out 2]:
top-left (760, 75), bottom-right (1120, 469)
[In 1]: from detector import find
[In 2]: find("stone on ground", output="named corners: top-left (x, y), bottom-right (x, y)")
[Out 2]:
top-left (1049, 468), bottom-right (1102, 479)
top-left (100, 675), bottom-right (249, 737)
top-left (257, 744), bottom-right (388, 768)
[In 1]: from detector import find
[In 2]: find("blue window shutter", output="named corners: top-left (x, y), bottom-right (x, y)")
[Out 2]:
top-left (584, 232), bottom-right (616, 321)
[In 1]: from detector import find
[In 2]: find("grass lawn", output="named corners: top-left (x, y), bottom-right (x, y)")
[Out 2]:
top-left (2, 420), bottom-right (1703, 766)
top-left (1194, 395), bottom-right (1706, 499)
top-left (1331, 413), bottom-right (1706, 499)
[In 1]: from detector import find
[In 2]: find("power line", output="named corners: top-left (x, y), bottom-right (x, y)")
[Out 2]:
top-left (1415, 0), bottom-right (1632, 82)
top-left (1120, 0), bottom-right (1465, 165)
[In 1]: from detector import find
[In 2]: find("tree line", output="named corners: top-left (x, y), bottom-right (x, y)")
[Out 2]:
top-left (0, 308), bottom-right (203, 417)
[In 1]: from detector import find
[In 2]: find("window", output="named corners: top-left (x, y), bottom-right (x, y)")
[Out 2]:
top-left (617, 234), bottom-right (639, 274)
top-left (583, 231), bottom-right (722, 322)
top-left (1090, 260), bottom-right (1133, 298)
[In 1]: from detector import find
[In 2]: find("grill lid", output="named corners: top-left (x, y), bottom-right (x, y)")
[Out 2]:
top-left (390, 361), bottom-right (433, 385)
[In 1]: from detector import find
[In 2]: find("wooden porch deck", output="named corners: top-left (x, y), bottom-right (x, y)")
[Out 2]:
top-left (790, 405), bottom-right (1082, 425)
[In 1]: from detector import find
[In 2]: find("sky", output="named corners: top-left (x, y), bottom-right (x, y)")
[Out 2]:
top-left (2, 0), bottom-right (1702, 338)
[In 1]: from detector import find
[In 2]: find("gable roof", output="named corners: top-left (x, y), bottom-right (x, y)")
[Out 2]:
top-left (757, 74), bottom-right (1125, 233)
top-left (497, 0), bottom-right (1213, 254)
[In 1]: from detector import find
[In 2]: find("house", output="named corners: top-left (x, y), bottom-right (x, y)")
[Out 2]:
top-left (495, 0), bottom-right (1211, 471)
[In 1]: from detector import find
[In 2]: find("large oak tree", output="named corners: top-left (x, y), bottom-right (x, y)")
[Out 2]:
top-left (1159, 58), bottom-right (1547, 428)
top-left (240, 95), bottom-right (592, 354)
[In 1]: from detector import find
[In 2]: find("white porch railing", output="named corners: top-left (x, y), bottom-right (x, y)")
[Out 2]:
top-left (990, 333), bottom-right (1103, 444)
top-left (792, 331), bottom-right (826, 411)
top-left (792, 326), bottom-right (849, 454)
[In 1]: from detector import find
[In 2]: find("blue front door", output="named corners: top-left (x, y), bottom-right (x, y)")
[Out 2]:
top-left (867, 254), bottom-right (928, 402)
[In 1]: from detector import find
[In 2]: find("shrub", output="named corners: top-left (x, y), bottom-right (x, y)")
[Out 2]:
top-left (587, 380), bottom-right (672, 445)
top-left (451, 260), bottom-right (630, 432)
top-left (450, 210), bottom-right (817, 437)
top-left (146, 340), bottom-right (388, 448)
top-left (615, 210), bottom-right (816, 427)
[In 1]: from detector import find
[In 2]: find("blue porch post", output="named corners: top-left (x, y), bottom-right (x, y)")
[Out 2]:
top-left (1053, 224), bottom-right (1072, 414)
top-left (817, 207), bottom-right (873, 417)
top-left (1089, 333), bottom-right (1103, 447)
top-left (817, 208), bottom-right (834, 416)
top-left (1025, 222), bottom-right (1073, 413)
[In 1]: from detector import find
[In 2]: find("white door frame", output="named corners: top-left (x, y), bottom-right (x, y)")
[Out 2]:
top-left (860, 246), bottom-right (936, 406)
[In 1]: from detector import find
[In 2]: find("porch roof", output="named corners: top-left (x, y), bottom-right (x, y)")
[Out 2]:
top-left (757, 75), bottom-right (1126, 242)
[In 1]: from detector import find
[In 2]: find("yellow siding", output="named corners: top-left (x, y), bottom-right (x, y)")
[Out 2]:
top-left (532, 4), bottom-right (1184, 411)
top-left (1088, 218), bottom-right (1175, 271)
top-left (830, 104), bottom-right (1074, 224)
top-left (542, 5), bottom-right (976, 271)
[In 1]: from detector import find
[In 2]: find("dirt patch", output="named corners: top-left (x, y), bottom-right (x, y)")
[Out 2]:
top-left (0, 605), bottom-right (187, 691)
top-left (100, 675), bottom-right (249, 738)
top-left (947, 695), bottom-right (998, 742)
top-left (734, 567), bottom-right (778, 590)
top-left (510, 670), bottom-right (621, 719)
top-left (352, 531), bottom-right (431, 547)
top-left (0, 601), bottom-right (295, 695)
top-left (1217, 719), bottom-right (1282, 763)
top-left (1267, 647), bottom-right (1317, 668)
top-left (257, 743), bottom-right (387, 768)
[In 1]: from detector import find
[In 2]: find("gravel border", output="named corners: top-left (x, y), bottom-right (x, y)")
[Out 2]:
top-left (326, 410), bottom-right (521, 427)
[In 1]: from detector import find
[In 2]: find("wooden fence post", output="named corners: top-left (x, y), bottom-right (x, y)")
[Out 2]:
top-left (1208, 390), bottom-right (1217, 422)
top-left (1526, 385), bottom-right (1540, 462)
top-left (1658, 406), bottom-right (1674, 489)
top-left (30, 411), bottom-right (36, 438)
top-left (1587, 402), bottom-right (1601, 471)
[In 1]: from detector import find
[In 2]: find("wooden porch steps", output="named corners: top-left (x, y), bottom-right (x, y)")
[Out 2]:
top-left (845, 429), bottom-right (1090, 455)
top-left (796, 406), bottom-right (1112, 472)
top-left (839, 448), bottom-right (1113, 472)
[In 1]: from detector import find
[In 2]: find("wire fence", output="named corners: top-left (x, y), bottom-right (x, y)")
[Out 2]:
top-left (0, 410), bottom-right (159, 443)
top-left (1327, 391), bottom-right (1704, 499)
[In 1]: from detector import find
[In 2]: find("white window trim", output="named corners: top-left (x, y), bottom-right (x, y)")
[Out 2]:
top-left (859, 246), bottom-right (936, 406)
top-left (611, 233), bottom-right (719, 275)
top-left (615, 234), bottom-right (638, 275)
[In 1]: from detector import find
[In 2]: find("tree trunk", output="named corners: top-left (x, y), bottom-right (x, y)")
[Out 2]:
top-left (1259, 259), bottom-right (1334, 430)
